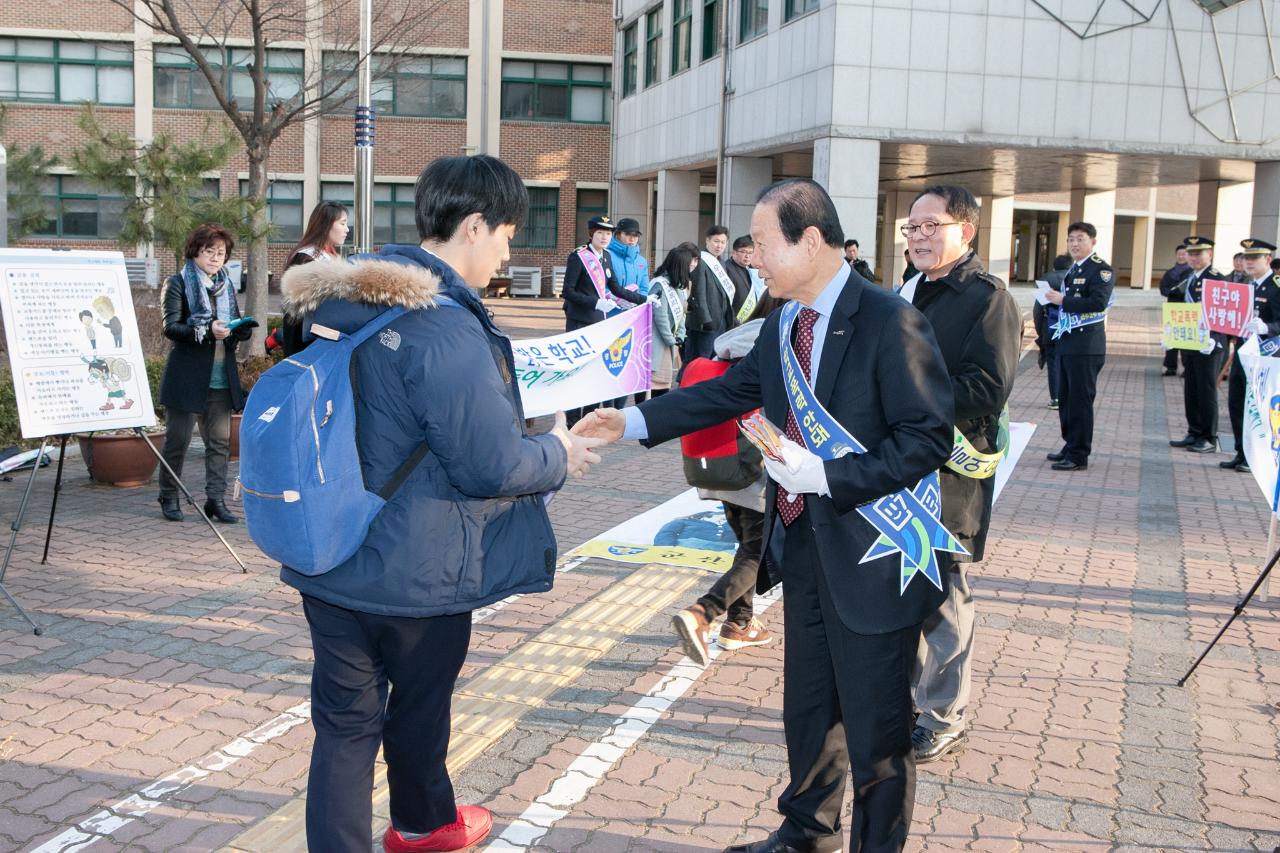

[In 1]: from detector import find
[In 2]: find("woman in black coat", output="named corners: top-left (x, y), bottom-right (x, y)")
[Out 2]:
top-left (156, 223), bottom-right (255, 523)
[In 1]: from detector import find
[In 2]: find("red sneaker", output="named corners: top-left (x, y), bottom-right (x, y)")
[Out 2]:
top-left (382, 806), bottom-right (494, 852)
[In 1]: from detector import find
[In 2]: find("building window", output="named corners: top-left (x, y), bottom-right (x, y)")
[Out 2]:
top-left (701, 0), bottom-right (721, 60)
top-left (671, 0), bottom-right (692, 75)
top-left (32, 176), bottom-right (128, 239)
top-left (740, 0), bottom-right (768, 41)
top-left (698, 191), bottom-right (716, 242)
top-left (501, 61), bottom-right (611, 124)
top-left (644, 7), bottom-right (662, 87)
top-left (622, 23), bottom-right (638, 97)
top-left (321, 181), bottom-right (417, 245)
top-left (575, 189), bottom-right (609, 245)
top-left (784, 0), bottom-right (818, 21)
top-left (241, 179), bottom-right (303, 243)
top-left (324, 54), bottom-right (466, 118)
top-left (155, 45), bottom-right (302, 110)
top-left (0, 38), bottom-right (133, 105)
top-left (513, 187), bottom-right (559, 249)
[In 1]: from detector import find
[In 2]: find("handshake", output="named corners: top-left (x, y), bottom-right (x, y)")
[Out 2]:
top-left (549, 407), bottom-right (627, 479)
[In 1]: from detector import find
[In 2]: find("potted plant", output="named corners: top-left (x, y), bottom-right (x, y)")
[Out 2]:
top-left (77, 355), bottom-right (168, 487)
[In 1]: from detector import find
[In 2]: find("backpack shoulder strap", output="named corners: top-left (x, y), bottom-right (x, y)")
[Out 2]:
top-left (346, 305), bottom-right (408, 347)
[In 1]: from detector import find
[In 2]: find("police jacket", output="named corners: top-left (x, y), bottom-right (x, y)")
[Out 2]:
top-left (562, 247), bottom-right (645, 327)
top-left (1159, 262), bottom-right (1191, 302)
top-left (908, 252), bottom-right (1022, 562)
top-left (1055, 253), bottom-right (1114, 357)
top-left (1185, 266), bottom-right (1228, 350)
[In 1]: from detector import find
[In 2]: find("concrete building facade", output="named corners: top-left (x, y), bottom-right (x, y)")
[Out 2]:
top-left (612, 0), bottom-right (1280, 287)
top-left (1, 0), bottom-right (614, 286)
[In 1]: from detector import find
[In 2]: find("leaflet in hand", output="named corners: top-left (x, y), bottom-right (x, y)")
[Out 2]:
top-left (1034, 280), bottom-right (1051, 306)
top-left (738, 412), bottom-right (787, 463)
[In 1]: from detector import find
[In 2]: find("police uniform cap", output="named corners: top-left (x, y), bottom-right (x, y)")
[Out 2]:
top-left (587, 215), bottom-right (616, 232)
top-left (1184, 235), bottom-right (1214, 250)
top-left (1240, 237), bottom-right (1277, 256)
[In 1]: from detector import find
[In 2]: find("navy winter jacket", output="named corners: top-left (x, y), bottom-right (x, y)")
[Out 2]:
top-left (277, 244), bottom-right (568, 617)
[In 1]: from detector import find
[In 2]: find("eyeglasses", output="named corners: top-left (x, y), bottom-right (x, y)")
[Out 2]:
top-left (900, 221), bottom-right (964, 238)
top-left (199, 246), bottom-right (227, 258)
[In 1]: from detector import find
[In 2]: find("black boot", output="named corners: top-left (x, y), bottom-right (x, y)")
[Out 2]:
top-left (159, 496), bottom-right (184, 522)
top-left (203, 498), bottom-right (238, 524)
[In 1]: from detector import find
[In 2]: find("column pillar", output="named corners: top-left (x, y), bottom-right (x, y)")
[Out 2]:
top-left (1197, 179), bottom-right (1255, 254)
top-left (655, 169), bottom-right (700, 259)
top-left (879, 190), bottom-right (915, 286)
top-left (723, 156), bottom-right (773, 241)
top-left (1251, 162), bottom-right (1280, 246)
top-left (1129, 188), bottom-right (1157, 289)
top-left (1069, 189), bottom-right (1117, 261)
top-left (613, 178), bottom-right (651, 257)
top-left (1055, 211), bottom-right (1071, 254)
top-left (978, 195), bottom-right (1014, 282)
top-left (812, 137), bottom-right (880, 275)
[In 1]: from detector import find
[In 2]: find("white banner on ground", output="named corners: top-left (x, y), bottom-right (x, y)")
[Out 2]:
top-left (993, 421), bottom-right (1035, 505)
top-left (0, 249), bottom-right (157, 438)
top-left (511, 305), bottom-right (652, 418)
top-left (1236, 336), bottom-right (1280, 513)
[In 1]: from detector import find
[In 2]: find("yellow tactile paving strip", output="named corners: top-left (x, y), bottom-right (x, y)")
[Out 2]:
top-left (222, 563), bottom-right (701, 853)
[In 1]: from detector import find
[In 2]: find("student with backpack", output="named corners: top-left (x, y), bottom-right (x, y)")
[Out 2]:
top-left (250, 155), bottom-right (604, 853)
top-left (671, 292), bottom-right (782, 668)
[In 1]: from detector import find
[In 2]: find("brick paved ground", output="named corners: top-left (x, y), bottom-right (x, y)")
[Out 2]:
top-left (0, 290), bottom-right (1276, 852)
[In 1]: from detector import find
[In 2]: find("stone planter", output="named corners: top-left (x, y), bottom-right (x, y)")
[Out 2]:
top-left (77, 431), bottom-right (166, 487)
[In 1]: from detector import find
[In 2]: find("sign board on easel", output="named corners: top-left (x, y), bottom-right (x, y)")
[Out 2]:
top-left (0, 249), bottom-right (157, 437)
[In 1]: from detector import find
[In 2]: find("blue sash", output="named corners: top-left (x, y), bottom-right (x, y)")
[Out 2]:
top-left (777, 301), bottom-right (967, 594)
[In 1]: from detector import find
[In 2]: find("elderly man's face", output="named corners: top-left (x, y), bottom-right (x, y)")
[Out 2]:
top-left (906, 194), bottom-right (973, 274)
top-left (750, 203), bottom-right (810, 300)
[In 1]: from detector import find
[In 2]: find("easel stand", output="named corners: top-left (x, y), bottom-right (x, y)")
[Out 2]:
top-left (0, 437), bottom-right (50, 635)
top-left (1178, 541), bottom-right (1279, 686)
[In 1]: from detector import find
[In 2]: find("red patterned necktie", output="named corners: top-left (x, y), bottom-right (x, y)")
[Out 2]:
top-left (776, 307), bottom-right (819, 526)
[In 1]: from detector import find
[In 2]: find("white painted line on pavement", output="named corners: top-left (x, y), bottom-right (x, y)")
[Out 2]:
top-left (27, 702), bottom-right (312, 853)
top-left (482, 588), bottom-right (782, 852)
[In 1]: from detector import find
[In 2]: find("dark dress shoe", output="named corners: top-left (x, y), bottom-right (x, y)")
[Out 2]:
top-left (204, 499), bottom-right (239, 524)
top-left (1187, 439), bottom-right (1219, 454)
top-left (1219, 456), bottom-right (1244, 469)
top-left (1162, 368), bottom-right (1178, 376)
top-left (724, 832), bottom-right (836, 853)
top-left (912, 724), bottom-right (969, 763)
top-left (1169, 434), bottom-right (1196, 447)
top-left (1238, 461), bottom-right (1252, 473)
top-left (1046, 450), bottom-right (1066, 462)
top-left (159, 497), bottom-right (184, 522)
top-left (1051, 459), bottom-right (1087, 471)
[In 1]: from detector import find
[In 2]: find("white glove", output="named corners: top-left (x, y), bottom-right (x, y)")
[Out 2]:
top-left (763, 435), bottom-right (830, 498)
top-left (1249, 316), bottom-right (1269, 336)
top-left (646, 292), bottom-right (662, 304)
top-left (594, 298), bottom-right (614, 314)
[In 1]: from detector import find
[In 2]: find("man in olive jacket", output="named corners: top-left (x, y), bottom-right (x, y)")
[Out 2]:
top-left (897, 186), bottom-right (1022, 764)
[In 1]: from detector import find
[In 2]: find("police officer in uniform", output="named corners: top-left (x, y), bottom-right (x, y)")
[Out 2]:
top-left (1221, 238), bottom-right (1280, 472)
top-left (1044, 222), bottom-right (1114, 471)
top-left (1169, 236), bottom-right (1227, 454)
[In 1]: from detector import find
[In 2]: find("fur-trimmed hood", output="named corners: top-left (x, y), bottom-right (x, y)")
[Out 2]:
top-left (282, 254), bottom-right (440, 317)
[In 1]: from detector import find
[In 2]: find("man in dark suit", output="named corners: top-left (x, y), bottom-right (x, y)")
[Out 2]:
top-left (1043, 222), bottom-right (1114, 471)
top-left (897, 186), bottom-right (1022, 764)
top-left (1159, 244), bottom-right (1190, 376)
top-left (574, 179), bottom-right (956, 853)
top-left (685, 225), bottom-right (736, 361)
top-left (844, 239), bottom-right (875, 282)
top-left (1167, 236), bottom-right (1227, 454)
top-left (726, 234), bottom-right (756, 315)
top-left (1221, 238), bottom-right (1280, 472)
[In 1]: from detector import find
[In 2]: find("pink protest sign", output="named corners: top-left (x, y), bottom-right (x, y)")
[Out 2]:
top-left (1201, 279), bottom-right (1254, 337)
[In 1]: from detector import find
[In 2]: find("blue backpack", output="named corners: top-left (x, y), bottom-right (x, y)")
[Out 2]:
top-left (238, 307), bottom-right (428, 575)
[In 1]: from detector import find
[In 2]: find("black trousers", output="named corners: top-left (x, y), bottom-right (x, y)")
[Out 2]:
top-left (1228, 352), bottom-right (1246, 458)
top-left (1163, 348), bottom-right (1180, 372)
top-left (697, 502), bottom-right (763, 625)
top-left (302, 595), bottom-right (471, 853)
top-left (1057, 354), bottom-right (1105, 465)
top-left (683, 329), bottom-right (718, 362)
top-left (1181, 347), bottom-right (1226, 442)
top-left (774, 517), bottom-right (921, 853)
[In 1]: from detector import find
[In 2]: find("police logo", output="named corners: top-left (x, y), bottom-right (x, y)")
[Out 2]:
top-left (1100, 270), bottom-right (1113, 283)
top-left (606, 545), bottom-right (646, 556)
top-left (1270, 394), bottom-right (1280, 452)
top-left (602, 328), bottom-right (634, 376)
top-left (1244, 239), bottom-right (1256, 249)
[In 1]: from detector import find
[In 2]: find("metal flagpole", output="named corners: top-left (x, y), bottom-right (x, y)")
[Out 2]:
top-left (353, 0), bottom-right (374, 254)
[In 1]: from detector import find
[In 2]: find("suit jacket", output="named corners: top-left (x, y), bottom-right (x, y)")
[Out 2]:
top-left (561, 247), bottom-right (645, 326)
top-left (909, 253), bottom-right (1022, 562)
top-left (725, 259), bottom-right (753, 315)
top-left (1055, 253), bottom-right (1114, 357)
top-left (637, 271), bottom-right (955, 634)
top-left (687, 257), bottom-right (735, 335)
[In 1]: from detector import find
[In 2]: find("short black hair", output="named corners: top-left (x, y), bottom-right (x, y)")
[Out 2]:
top-left (79, 309), bottom-right (93, 320)
top-left (732, 235), bottom-right (754, 250)
top-left (912, 185), bottom-right (980, 226)
top-left (1052, 253), bottom-right (1073, 272)
top-left (414, 154), bottom-right (528, 243)
top-left (1234, 252), bottom-right (1246, 260)
top-left (706, 224), bottom-right (729, 239)
top-left (844, 239), bottom-right (859, 249)
top-left (1176, 243), bottom-right (1187, 251)
top-left (755, 178), bottom-right (844, 248)
top-left (1068, 221), bottom-right (1097, 239)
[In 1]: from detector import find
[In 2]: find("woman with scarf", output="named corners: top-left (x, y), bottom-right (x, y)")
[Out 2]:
top-left (156, 223), bottom-right (256, 523)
